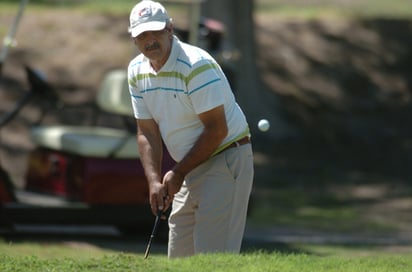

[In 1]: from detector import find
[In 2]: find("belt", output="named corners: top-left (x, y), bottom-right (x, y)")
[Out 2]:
top-left (218, 136), bottom-right (251, 155)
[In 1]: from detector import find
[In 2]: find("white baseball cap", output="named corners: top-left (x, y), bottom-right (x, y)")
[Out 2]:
top-left (128, 1), bottom-right (169, 38)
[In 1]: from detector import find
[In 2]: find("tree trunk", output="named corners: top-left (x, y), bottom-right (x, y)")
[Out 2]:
top-left (201, 0), bottom-right (296, 140)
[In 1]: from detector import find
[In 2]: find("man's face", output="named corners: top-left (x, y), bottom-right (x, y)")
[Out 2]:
top-left (134, 26), bottom-right (173, 62)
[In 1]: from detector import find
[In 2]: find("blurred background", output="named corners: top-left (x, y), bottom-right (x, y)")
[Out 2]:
top-left (1, 0), bottom-right (412, 254)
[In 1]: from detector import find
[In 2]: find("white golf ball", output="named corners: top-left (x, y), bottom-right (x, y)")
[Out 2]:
top-left (258, 119), bottom-right (270, 132)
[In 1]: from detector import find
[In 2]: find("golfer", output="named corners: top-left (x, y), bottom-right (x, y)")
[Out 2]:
top-left (127, 0), bottom-right (254, 258)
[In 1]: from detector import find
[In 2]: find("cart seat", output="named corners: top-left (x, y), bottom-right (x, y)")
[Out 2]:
top-left (30, 70), bottom-right (139, 159)
top-left (31, 126), bottom-right (139, 158)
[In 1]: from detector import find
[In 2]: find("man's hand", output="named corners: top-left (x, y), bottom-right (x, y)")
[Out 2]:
top-left (148, 182), bottom-right (168, 216)
top-left (162, 170), bottom-right (185, 209)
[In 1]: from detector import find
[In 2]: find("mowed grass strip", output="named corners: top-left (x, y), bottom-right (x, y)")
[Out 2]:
top-left (1, 251), bottom-right (412, 272)
top-left (2, 0), bottom-right (412, 18)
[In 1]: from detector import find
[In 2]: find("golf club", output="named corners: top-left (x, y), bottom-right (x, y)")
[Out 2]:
top-left (144, 209), bottom-right (163, 259)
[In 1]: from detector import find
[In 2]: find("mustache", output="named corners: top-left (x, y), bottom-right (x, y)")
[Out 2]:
top-left (145, 42), bottom-right (160, 51)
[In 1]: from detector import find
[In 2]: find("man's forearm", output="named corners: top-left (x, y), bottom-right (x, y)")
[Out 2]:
top-left (173, 127), bottom-right (226, 177)
top-left (137, 133), bottom-right (163, 186)
top-left (173, 106), bottom-right (228, 177)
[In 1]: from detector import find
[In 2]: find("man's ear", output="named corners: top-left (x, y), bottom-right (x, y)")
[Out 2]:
top-left (167, 26), bottom-right (174, 39)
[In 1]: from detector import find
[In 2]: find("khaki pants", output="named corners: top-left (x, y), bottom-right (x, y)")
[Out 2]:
top-left (168, 144), bottom-right (254, 258)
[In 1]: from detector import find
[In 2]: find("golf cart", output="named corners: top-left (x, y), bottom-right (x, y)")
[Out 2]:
top-left (0, 65), bottom-right (175, 233)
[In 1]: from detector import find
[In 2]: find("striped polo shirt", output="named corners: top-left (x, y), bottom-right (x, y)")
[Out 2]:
top-left (128, 36), bottom-right (249, 162)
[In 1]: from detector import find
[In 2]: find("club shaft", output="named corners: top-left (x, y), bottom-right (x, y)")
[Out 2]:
top-left (143, 210), bottom-right (162, 259)
top-left (143, 238), bottom-right (153, 259)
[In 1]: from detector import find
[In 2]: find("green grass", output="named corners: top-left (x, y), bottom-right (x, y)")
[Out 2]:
top-left (256, 0), bottom-right (412, 18)
top-left (1, 250), bottom-right (412, 272)
top-left (0, 1), bottom-right (191, 16)
top-left (2, 238), bottom-right (412, 272)
top-left (2, 0), bottom-right (412, 18)
top-left (248, 188), bottom-right (395, 234)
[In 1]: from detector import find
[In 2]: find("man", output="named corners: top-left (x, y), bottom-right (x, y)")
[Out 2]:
top-left (127, 0), bottom-right (254, 258)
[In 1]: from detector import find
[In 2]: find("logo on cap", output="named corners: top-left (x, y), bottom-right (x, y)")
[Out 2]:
top-left (138, 7), bottom-right (152, 18)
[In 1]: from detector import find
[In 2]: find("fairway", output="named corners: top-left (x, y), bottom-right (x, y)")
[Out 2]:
top-left (2, 233), bottom-right (412, 272)
top-left (1, 249), bottom-right (412, 272)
